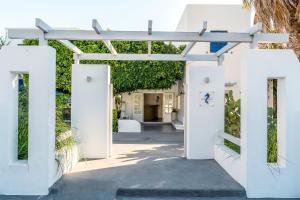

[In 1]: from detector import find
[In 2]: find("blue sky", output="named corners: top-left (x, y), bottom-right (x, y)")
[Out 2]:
top-left (0, 0), bottom-right (242, 36)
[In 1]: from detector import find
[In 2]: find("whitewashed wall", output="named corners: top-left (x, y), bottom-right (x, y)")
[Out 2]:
top-left (0, 46), bottom-right (56, 195)
top-left (185, 63), bottom-right (224, 159)
top-left (71, 64), bottom-right (112, 159)
top-left (214, 49), bottom-right (300, 198)
top-left (176, 4), bottom-right (251, 99)
top-left (240, 50), bottom-right (300, 198)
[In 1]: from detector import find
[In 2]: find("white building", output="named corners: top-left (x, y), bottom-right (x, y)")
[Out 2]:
top-left (120, 4), bottom-right (251, 127)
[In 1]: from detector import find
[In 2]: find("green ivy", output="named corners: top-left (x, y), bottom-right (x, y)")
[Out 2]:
top-left (23, 40), bottom-right (185, 94)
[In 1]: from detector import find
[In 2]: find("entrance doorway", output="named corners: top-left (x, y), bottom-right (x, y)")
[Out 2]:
top-left (143, 93), bottom-right (163, 122)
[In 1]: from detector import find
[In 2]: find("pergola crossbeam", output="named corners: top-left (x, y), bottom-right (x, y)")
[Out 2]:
top-left (78, 53), bottom-right (218, 61)
top-left (58, 40), bottom-right (83, 54)
top-left (7, 28), bottom-right (288, 43)
top-left (7, 20), bottom-right (289, 62)
top-left (35, 18), bottom-right (83, 54)
top-left (148, 20), bottom-right (152, 55)
top-left (249, 22), bottom-right (263, 36)
top-left (215, 22), bottom-right (264, 57)
top-left (92, 19), bottom-right (117, 55)
top-left (36, 18), bottom-right (52, 33)
top-left (215, 42), bottom-right (239, 57)
top-left (181, 21), bottom-right (207, 57)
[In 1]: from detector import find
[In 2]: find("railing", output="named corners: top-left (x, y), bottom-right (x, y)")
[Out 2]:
top-left (220, 132), bottom-right (240, 146)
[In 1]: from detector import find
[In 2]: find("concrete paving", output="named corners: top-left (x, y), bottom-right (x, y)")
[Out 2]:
top-left (113, 123), bottom-right (184, 144)
top-left (1, 124), bottom-right (287, 200)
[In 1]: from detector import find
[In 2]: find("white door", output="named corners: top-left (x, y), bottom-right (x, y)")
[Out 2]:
top-left (163, 93), bottom-right (174, 122)
top-left (132, 93), bottom-right (143, 122)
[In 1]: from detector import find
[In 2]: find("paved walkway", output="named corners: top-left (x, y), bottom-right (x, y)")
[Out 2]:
top-left (0, 124), bottom-right (249, 200)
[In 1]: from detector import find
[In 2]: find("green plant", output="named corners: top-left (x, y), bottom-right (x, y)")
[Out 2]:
top-left (17, 89), bottom-right (75, 159)
top-left (267, 107), bottom-right (278, 163)
top-left (0, 35), bottom-right (10, 49)
top-left (55, 93), bottom-right (75, 152)
top-left (18, 84), bottom-right (29, 160)
top-left (224, 140), bottom-right (240, 154)
top-left (113, 109), bottom-right (118, 133)
top-left (114, 95), bottom-right (122, 118)
top-left (224, 91), bottom-right (278, 163)
top-left (23, 40), bottom-right (185, 94)
top-left (224, 90), bottom-right (241, 137)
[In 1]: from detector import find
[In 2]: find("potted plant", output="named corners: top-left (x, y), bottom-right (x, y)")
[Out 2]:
top-left (171, 108), bottom-right (178, 121)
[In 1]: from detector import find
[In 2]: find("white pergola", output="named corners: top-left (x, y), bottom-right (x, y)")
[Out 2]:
top-left (3, 18), bottom-right (300, 198)
top-left (7, 18), bottom-right (289, 64)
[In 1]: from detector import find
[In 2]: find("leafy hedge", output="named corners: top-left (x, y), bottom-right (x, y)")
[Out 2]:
top-left (113, 109), bottom-right (118, 133)
top-left (224, 90), bottom-right (240, 137)
top-left (18, 84), bottom-right (74, 160)
top-left (23, 40), bottom-right (185, 94)
top-left (224, 90), bottom-right (277, 163)
top-left (18, 85), bottom-right (29, 160)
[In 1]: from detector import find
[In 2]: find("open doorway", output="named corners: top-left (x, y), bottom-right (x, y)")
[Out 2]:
top-left (143, 93), bottom-right (163, 122)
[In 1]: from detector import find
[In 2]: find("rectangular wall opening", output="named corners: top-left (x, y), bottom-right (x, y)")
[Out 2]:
top-left (267, 79), bottom-right (278, 163)
top-left (17, 73), bottom-right (29, 160)
top-left (224, 90), bottom-right (241, 154)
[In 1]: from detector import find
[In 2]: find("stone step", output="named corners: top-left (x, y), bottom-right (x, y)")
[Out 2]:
top-left (117, 197), bottom-right (247, 200)
top-left (171, 120), bottom-right (184, 130)
top-left (116, 188), bottom-right (246, 198)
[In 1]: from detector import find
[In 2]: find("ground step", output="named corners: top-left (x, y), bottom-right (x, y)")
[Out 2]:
top-left (116, 188), bottom-right (246, 198)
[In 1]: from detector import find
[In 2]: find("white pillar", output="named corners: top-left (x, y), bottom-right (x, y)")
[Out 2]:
top-left (185, 63), bottom-right (225, 159)
top-left (0, 46), bottom-right (56, 195)
top-left (71, 64), bottom-right (112, 158)
top-left (241, 49), bottom-right (300, 198)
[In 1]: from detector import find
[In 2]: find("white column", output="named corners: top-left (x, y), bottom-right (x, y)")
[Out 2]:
top-left (0, 46), bottom-right (56, 195)
top-left (71, 64), bottom-right (112, 158)
top-left (241, 49), bottom-right (300, 198)
top-left (185, 63), bottom-right (225, 159)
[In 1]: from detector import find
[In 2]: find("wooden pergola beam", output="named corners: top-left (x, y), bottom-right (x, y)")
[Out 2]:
top-left (7, 28), bottom-right (288, 43)
top-left (215, 22), bottom-right (264, 57)
top-left (92, 19), bottom-right (117, 55)
top-left (148, 20), bottom-right (152, 55)
top-left (181, 21), bottom-right (207, 57)
top-left (78, 53), bottom-right (218, 61)
top-left (35, 18), bottom-right (83, 54)
top-left (215, 42), bottom-right (239, 57)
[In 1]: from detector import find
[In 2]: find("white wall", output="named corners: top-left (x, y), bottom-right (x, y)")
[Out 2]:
top-left (71, 64), bottom-right (112, 159)
top-left (176, 4), bottom-right (251, 99)
top-left (177, 80), bottom-right (185, 123)
top-left (0, 46), bottom-right (56, 195)
top-left (240, 50), bottom-right (300, 198)
top-left (185, 64), bottom-right (224, 159)
top-left (214, 145), bottom-right (244, 186)
top-left (118, 120), bottom-right (141, 133)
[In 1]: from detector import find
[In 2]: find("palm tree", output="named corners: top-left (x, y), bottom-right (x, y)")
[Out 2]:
top-left (243, 0), bottom-right (300, 59)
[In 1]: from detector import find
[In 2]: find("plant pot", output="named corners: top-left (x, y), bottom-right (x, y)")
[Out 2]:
top-left (171, 111), bottom-right (177, 121)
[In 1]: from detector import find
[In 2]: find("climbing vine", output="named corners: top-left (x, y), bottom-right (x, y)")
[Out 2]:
top-left (23, 40), bottom-right (185, 94)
